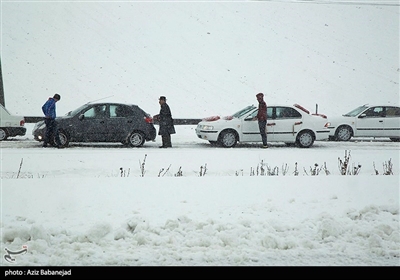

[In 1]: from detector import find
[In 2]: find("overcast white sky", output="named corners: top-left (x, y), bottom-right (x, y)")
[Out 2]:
top-left (1, 0), bottom-right (399, 119)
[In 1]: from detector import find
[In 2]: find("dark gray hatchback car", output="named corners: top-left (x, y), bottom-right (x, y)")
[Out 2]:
top-left (33, 102), bottom-right (156, 148)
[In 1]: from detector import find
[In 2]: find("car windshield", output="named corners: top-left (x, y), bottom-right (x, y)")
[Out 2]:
top-left (232, 105), bottom-right (256, 118)
top-left (343, 105), bottom-right (369, 117)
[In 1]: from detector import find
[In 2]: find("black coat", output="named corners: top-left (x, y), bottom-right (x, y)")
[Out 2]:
top-left (158, 103), bottom-right (176, 136)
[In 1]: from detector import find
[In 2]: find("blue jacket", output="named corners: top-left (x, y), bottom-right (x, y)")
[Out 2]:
top-left (42, 97), bottom-right (57, 119)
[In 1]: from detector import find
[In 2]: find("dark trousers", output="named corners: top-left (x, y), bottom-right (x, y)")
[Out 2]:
top-left (258, 120), bottom-right (268, 146)
top-left (161, 134), bottom-right (172, 147)
top-left (44, 118), bottom-right (61, 146)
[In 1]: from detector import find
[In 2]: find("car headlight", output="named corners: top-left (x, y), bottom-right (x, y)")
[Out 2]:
top-left (198, 124), bottom-right (214, 130)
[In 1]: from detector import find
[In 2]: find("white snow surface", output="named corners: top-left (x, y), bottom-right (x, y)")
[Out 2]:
top-left (1, 0), bottom-right (399, 268)
top-left (1, 125), bottom-right (399, 266)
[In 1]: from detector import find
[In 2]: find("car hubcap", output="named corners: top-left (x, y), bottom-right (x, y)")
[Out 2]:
top-left (338, 128), bottom-right (350, 141)
top-left (59, 133), bottom-right (67, 145)
top-left (130, 134), bottom-right (142, 146)
top-left (299, 133), bottom-right (312, 147)
top-left (223, 133), bottom-right (236, 147)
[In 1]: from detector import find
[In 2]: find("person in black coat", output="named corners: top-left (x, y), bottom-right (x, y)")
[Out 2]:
top-left (153, 96), bottom-right (176, 148)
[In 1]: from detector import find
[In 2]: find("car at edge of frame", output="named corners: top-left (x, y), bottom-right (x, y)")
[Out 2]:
top-left (0, 103), bottom-right (27, 141)
top-left (32, 102), bottom-right (156, 148)
top-left (327, 104), bottom-right (400, 142)
top-left (195, 103), bottom-right (330, 148)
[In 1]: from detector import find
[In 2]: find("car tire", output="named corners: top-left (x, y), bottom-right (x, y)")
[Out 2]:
top-left (127, 131), bottom-right (145, 147)
top-left (218, 130), bottom-right (237, 148)
top-left (390, 138), bottom-right (400, 142)
top-left (296, 130), bottom-right (314, 148)
top-left (56, 130), bottom-right (69, 148)
top-left (0, 128), bottom-right (8, 141)
top-left (335, 125), bottom-right (352, 141)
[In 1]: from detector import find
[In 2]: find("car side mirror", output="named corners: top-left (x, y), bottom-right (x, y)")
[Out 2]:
top-left (78, 114), bottom-right (85, 120)
top-left (358, 113), bottom-right (366, 118)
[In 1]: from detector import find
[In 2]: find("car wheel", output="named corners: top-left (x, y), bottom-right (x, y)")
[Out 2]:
top-left (335, 125), bottom-right (352, 141)
top-left (127, 131), bottom-right (145, 147)
top-left (390, 138), bottom-right (400, 142)
top-left (56, 130), bottom-right (69, 148)
top-left (296, 130), bottom-right (314, 148)
top-left (0, 128), bottom-right (8, 141)
top-left (218, 130), bottom-right (237, 148)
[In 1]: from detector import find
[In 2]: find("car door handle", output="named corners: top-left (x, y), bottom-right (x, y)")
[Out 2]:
top-left (379, 120), bottom-right (383, 122)
top-left (267, 123), bottom-right (276, 126)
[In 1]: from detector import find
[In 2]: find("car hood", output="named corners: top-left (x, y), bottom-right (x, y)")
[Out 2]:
top-left (56, 114), bottom-right (74, 120)
top-left (201, 115), bottom-right (234, 122)
top-left (328, 115), bottom-right (355, 126)
top-left (34, 115), bottom-right (72, 129)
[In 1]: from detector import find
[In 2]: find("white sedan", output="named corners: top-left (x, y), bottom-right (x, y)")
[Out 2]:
top-left (328, 104), bottom-right (400, 142)
top-left (195, 104), bottom-right (330, 148)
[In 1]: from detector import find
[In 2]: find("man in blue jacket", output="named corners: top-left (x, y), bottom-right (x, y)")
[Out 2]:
top-left (41, 93), bottom-right (62, 148)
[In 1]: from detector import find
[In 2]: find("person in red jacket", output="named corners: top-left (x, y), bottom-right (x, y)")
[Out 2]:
top-left (255, 92), bottom-right (268, 148)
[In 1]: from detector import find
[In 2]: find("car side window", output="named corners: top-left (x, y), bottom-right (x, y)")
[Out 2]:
top-left (275, 107), bottom-right (301, 119)
top-left (112, 105), bottom-right (133, 118)
top-left (385, 107), bottom-right (400, 117)
top-left (267, 107), bottom-right (273, 119)
top-left (84, 105), bottom-right (107, 119)
top-left (245, 107), bottom-right (272, 120)
top-left (110, 105), bottom-right (122, 118)
top-left (364, 107), bottom-right (384, 117)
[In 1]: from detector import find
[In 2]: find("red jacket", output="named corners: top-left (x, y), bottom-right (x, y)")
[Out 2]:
top-left (257, 100), bottom-right (267, 121)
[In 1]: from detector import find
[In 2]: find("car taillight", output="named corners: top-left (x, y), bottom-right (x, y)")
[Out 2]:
top-left (144, 116), bottom-right (153, 124)
top-left (20, 120), bottom-right (25, 126)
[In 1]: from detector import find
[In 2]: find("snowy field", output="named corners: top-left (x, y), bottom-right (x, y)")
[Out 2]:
top-left (1, 124), bottom-right (399, 268)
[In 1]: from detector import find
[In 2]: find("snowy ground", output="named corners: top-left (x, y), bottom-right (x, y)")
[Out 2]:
top-left (1, 125), bottom-right (399, 267)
